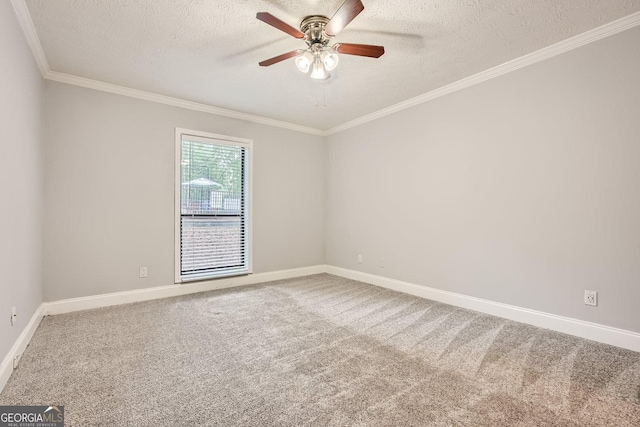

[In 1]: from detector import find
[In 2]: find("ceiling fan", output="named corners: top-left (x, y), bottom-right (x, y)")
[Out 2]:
top-left (257, 0), bottom-right (385, 80)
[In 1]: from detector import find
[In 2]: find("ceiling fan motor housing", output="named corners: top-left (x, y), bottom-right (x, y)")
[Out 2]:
top-left (300, 16), bottom-right (331, 48)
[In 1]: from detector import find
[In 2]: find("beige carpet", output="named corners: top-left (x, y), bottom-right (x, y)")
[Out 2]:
top-left (1, 274), bottom-right (639, 426)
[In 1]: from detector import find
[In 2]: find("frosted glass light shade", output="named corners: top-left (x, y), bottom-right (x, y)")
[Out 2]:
top-left (310, 58), bottom-right (328, 80)
top-left (295, 51), bottom-right (314, 73)
top-left (321, 49), bottom-right (339, 71)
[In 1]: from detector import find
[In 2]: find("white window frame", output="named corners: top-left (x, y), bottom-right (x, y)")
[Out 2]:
top-left (174, 128), bottom-right (253, 283)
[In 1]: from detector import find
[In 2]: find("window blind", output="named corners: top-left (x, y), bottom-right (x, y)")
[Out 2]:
top-left (179, 133), bottom-right (250, 280)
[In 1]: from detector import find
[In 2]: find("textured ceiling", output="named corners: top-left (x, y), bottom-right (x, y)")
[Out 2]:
top-left (25, 0), bottom-right (640, 130)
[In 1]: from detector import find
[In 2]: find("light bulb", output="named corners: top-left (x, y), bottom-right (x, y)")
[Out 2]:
top-left (320, 49), bottom-right (339, 71)
top-left (295, 51), bottom-right (314, 73)
top-left (310, 57), bottom-right (328, 80)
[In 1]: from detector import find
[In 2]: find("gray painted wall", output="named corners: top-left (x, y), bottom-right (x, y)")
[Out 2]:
top-left (5, 9), bottom-right (639, 359)
top-left (326, 26), bottom-right (640, 333)
top-left (0, 2), bottom-right (44, 364)
top-left (43, 82), bottom-right (325, 301)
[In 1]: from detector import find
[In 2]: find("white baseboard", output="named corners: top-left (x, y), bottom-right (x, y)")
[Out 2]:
top-left (4, 264), bottom-right (638, 396)
top-left (326, 266), bottom-right (640, 353)
top-left (1, 265), bottom-right (325, 394)
top-left (0, 303), bottom-right (45, 394)
top-left (43, 265), bottom-right (326, 316)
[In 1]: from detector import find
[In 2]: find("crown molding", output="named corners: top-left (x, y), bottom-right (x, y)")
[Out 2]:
top-left (325, 10), bottom-right (640, 135)
top-left (44, 71), bottom-right (326, 136)
top-left (10, 0), bottom-right (49, 77)
top-left (11, 0), bottom-right (640, 137)
top-left (10, 0), bottom-right (324, 137)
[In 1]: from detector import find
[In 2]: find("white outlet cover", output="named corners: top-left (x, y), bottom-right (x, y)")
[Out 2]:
top-left (584, 290), bottom-right (598, 307)
top-left (139, 267), bottom-right (148, 278)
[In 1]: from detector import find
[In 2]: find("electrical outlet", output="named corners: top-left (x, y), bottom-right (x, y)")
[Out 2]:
top-left (10, 306), bottom-right (17, 326)
top-left (139, 267), bottom-right (148, 278)
top-left (584, 290), bottom-right (597, 307)
top-left (357, 254), bottom-right (363, 264)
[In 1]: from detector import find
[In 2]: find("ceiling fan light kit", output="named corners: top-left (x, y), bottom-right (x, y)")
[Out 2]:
top-left (310, 57), bottom-right (330, 80)
top-left (321, 48), bottom-right (340, 71)
top-left (257, 0), bottom-right (384, 80)
top-left (295, 50), bottom-right (314, 73)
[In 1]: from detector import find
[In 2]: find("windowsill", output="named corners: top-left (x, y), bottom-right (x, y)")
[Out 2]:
top-left (178, 268), bottom-right (251, 284)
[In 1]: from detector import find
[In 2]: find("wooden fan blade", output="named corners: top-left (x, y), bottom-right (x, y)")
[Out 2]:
top-left (334, 43), bottom-right (385, 58)
top-left (325, 0), bottom-right (364, 36)
top-left (259, 50), bottom-right (299, 67)
top-left (256, 12), bottom-right (305, 39)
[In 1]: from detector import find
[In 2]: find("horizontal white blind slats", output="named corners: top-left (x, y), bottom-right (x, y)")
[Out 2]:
top-left (180, 134), bottom-right (249, 278)
top-left (182, 134), bottom-right (251, 148)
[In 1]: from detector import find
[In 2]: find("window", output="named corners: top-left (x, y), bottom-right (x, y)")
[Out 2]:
top-left (175, 128), bottom-right (252, 282)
